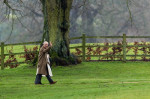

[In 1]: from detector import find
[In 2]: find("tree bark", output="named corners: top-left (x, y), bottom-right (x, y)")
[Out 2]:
top-left (40, 0), bottom-right (74, 66)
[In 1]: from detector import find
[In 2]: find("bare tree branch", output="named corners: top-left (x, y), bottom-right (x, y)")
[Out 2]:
top-left (126, 0), bottom-right (133, 26)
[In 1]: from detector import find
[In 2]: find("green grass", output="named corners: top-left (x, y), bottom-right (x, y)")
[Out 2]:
top-left (0, 45), bottom-right (40, 54)
top-left (1, 62), bottom-right (150, 99)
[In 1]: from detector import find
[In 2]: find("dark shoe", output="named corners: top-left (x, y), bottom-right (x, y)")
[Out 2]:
top-left (50, 81), bottom-right (57, 85)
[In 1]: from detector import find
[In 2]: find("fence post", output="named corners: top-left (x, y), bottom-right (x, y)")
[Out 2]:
top-left (123, 34), bottom-right (126, 62)
top-left (82, 34), bottom-right (86, 61)
top-left (1, 42), bottom-right (4, 70)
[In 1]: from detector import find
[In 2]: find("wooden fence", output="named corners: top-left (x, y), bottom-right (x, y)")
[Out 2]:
top-left (0, 41), bottom-right (41, 70)
top-left (1, 34), bottom-right (150, 70)
top-left (69, 34), bottom-right (150, 62)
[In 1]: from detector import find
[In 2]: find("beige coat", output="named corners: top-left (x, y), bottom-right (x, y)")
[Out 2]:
top-left (36, 45), bottom-right (51, 75)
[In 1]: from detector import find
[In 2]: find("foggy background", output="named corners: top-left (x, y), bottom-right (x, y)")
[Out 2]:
top-left (0, 0), bottom-right (150, 44)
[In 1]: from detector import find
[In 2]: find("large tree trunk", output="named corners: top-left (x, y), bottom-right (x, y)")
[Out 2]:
top-left (40, 0), bottom-right (76, 66)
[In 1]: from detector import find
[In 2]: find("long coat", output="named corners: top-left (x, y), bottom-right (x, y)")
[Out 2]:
top-left (36, 45), bottom-right (51, 75)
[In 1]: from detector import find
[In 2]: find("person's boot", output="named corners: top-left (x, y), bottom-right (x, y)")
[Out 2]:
top-left (46, 75), bottom-right (57, 85)
top-left (50, 81), bottom-right (57, 85)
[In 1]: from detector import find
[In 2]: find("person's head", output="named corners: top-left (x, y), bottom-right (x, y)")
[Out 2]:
top-left (43, 41), bottom-right (49, 48)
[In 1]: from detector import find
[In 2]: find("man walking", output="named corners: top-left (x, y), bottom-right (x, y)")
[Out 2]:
top-left (35, 41), bottom-right (57, 85)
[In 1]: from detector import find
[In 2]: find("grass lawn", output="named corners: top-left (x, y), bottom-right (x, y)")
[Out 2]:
top-left (1, 62), bottom-right (150, 99)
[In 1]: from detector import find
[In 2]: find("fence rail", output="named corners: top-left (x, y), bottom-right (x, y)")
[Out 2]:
top-left (0, 41), bottom-right (41, 70)
top-left (69, 34), bottom-right (150, 62)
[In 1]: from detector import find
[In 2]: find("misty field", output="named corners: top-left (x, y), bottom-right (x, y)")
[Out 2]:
top-left (1, 62), bottom-right (150, 99)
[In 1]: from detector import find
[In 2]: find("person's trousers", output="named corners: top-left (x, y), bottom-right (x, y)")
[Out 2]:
top-left (35, 65), bottom-right (53, 84)
top-left (35, 74), bottom-right (54, 84)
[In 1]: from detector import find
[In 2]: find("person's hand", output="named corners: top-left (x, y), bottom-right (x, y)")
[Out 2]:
top-left (49, 41), bottom-right (52, 47)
